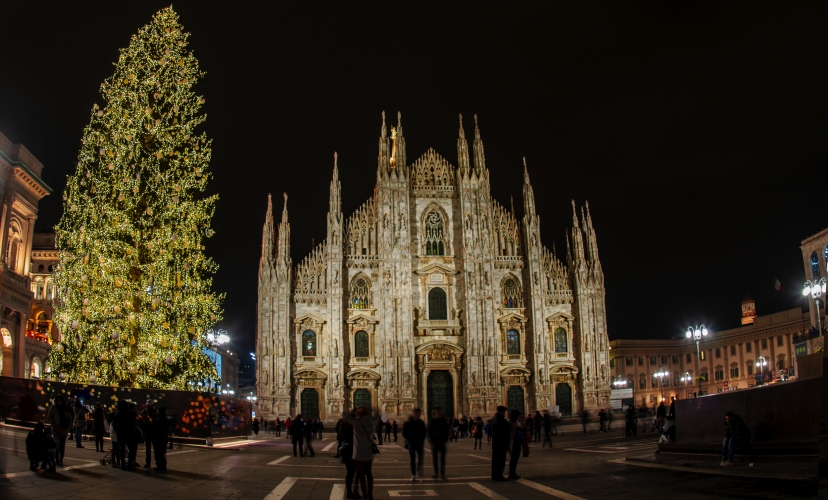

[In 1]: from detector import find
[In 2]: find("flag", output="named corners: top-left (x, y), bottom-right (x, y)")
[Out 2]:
top-left (774, 278), bottom-right (784, 292)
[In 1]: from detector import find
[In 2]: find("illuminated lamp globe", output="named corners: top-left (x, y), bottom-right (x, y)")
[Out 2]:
top-left (165, 355), bottom-right (174, 365)
top-left (59, 372), bottom-right (67, 381)
top-left (701, 326), bottom-right (709, 336)
top-left (685, 328), bottom-right (692, 339)
top-left (803, 285), bottom-right (811, 297)
top-left (89, 375), bottom-right (96, 384)
top-left (54, 343), bottom-right (64, 352)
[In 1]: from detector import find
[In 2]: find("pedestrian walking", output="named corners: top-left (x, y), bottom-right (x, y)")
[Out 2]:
top-left (72, 400), bottom-right (88, 448)
top-left (152, 407), bottom-right (170, 471)
top-left (375, 418), bottom-right (384, 445)
top-left (139, 403), bottom-right (156, 468)
top-left (428, 408), bottom-right (450, 479)
top-left (107, 406), bottom-right (121, 467)
top-left (521, 419), bottom-right (531, 458)
top-left (275, 417), bottom-right (282, 437)
top-left (253, 417), bottom-right (260, 436)
top-left (656, 401), bottom-right (667, 433)
top-left (491, 406), bottom-right (510, 481)
top-left (290, 415), bottom-right (305, 457)
top-left (46, 395), bottom-right (72, 466)
top-left (335, 416), bottom-right (345, 458)
top-left (43, 426), bottom-right (57, 472)
top-left (541, 412), bottom-right (553, 448)
top-left (93, 402), bottom-right (106, 452)
top-left (598, 409), bottom-right (607, 432)
top-left (607, 408), bottom-right (614, 431)
top-left (669, 396), bottom-right (676, 419)
top-left (384, 420), bottom-right (392, 442)
top-left (317, 419), bottom-right (324, 440)
top-left (392, 420), bottom-right (398, 441)
top-left (403, 408), bottom-right (426, 481)
top-left (305, 419), bottom-right (316, 457)
top-left (624, 405), bottom-right (638, 437)
top-left (507, 410), bottom-right (523, 479)
top-left (263, 419), bottom-right (268, 434)
top-left (285, 416), bottom-right (292, 439)
top-left (338, 417), bottom-right (361, 499)
top-left (581, 409), bottom-right (589, 433)
top-left (473, 417), bottom-right (484, 449)
top-left (344, 406), bottom-right (378, 500)
top-left (484, 419), bottom-right (492, 444)
top-left (26, 422), bottom-right (45, 471)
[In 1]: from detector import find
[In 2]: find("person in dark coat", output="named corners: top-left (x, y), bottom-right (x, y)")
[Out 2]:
top-left (45, 395), bottom-right (72, 466)
top-left (581, 409), bottom-right (589, 433)
top-left (669, 396), bottom-right (676, 419)
top-left (304, 419), bottom-right (316, 457)
top-left (114, 400), bottom-right (138, 470)
top-left (402, 408), bottom-right (426, 481)
top-left (490, 406), bottom-right (510, 481)
top-left (392, 421), bottom-right (398, 442)
top-left (721, 411), bottom-right (750, 466)
top-left (335, 417), bottom-right (345, 459)
top-left (338, 417), bottom-right (361, 499)
top-left (290, 415), bottom-right (305, 457)
top-left (93, 403), bottom-right (106, 452)
top-left (598, 409), bottom-right (607, 432)
top-left (625, 405), bottom-right (638, 437)
top-left (26, 422), bottom-right (45, 471)
top-left (507, 410), bottom-right (523, 479)
top-left (152, 407), bottom-right (170, 471)
top-left (139, 402), bottom-right (156, 468)
top-left (428, 408), bottom-right (450, 479)
top-left (252, 417), bottom-right (260, 436)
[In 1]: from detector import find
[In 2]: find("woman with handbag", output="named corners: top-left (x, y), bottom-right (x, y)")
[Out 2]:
top-left (338, 416), bottom-right (361, 499)
top-left (344, 406), bottom-right (378, 500)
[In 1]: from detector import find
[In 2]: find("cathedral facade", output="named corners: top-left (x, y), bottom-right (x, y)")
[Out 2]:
top-left (256, 113), bottom-right (611, 422)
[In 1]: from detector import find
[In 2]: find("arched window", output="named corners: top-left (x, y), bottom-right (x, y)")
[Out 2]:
top-left (554, 327), bottom-right (568, 353)
top-left (354, 330), bottom-right (369, 357)
top-left (812, 251), bottom-right (821, 280)
top-left (428, 288), bottom-right (447, 320)
top-left (639, 375), bottom-right (646, 389)
top-left (506, 329), bottom-right (520, 355)
top-left (31, 358), bottom-right (41, 379)
top-left (501, 277), bottom-right (522, 308)
top-left (302, 330), bottom-right (317, 357)
top-left (424, 212), bottom-right (445, 256)
top-left (351, 276), bottom-right (371, 309)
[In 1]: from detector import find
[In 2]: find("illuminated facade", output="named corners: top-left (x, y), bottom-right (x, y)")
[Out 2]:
top-left (0, 132), bottom-right (52, 378)
top-left (257, 114), bottom-right (611, 421)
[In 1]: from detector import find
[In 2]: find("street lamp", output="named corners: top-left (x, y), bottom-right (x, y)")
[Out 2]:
top-left (653, 368), bottom-right (669, 402)
top-left (680, 371), bottom-right (692, 399)
top-left (802, 278), bottom-right (826, 348)
top-left (757, 356), bottom-right (769, 385)
top-left (686, 325), bottom-right (709, 396)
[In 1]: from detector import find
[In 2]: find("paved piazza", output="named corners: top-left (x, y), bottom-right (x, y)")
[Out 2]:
top-left (0, 426), bottom-right (818, 499)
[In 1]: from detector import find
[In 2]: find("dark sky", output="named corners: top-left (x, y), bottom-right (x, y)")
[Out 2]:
top-left (1, 2), bottom-right (826, 361)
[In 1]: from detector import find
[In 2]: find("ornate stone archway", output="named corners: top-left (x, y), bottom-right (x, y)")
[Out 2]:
top-left (346, 369), bottom-right (381, 412)
top-left (415, 342), bottom-right (465, 418)
top-left (500, 367), bottom-right (531, 416)
top-left (293, 369), bottom-right (327, 419)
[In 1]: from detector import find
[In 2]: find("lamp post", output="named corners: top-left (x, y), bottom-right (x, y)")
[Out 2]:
top-left (757, 356), bottom-right (768, 385)
top-left (686, 325), bottom-right (709, 396)
top-left (680, 371), bottom-right (692, 399)
top-left (654, 368), bottom-right (669, 402)
top-left (803, 278), bottom-right (826, 349)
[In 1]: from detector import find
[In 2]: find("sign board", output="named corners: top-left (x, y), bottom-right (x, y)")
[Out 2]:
top-left (723, 381), bottom-right (728, 391)
top-left (794, 342), bottom-right (808, 357)
top-left (610, 388), bottom-right (633, 400)
top-left (381, 413), bottom-right (388, 423)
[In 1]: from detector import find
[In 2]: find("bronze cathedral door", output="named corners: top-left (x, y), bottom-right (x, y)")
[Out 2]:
top-left (427, 371), bottom-right (454, 420)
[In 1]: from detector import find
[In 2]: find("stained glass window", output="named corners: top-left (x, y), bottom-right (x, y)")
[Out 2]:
top-left (554, 327), bottom-right (567, 353)
top-left (506, 329), bottom-right (520, 355)
top-left (425, 212), bottom-right (445, 256)
top-left (812, 251), bottom-right (821, 280)
top-left (428, 288), bottom-right (447, 320)
top-left (502, 277), bottom-right (522, 308)
top-left (302, 330), bottom-right (317, 357)
top-left (354, 330), bottom-right (369, 357)
top-left (351, 276), bottom-right (371, 309)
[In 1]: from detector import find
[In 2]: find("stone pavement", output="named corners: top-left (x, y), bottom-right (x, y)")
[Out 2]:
top-left (0, 427), bottom-right (819, 499)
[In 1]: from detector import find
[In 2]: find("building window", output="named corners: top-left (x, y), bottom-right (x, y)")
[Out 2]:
top-left (714, 369), bottom-right (724, 381)
top-left (354, 330), bottom-right (369, 357)
top-left (506, 329), bottom-right (521, 355)
top-left (811, 251), bottom-right (821, 280)
top-left (351, 276), bottom-right (371, 309)
top-left (30, 358), bottom-right (42, 379)
top-left (428, 288), bottom-right (447, 320)
top-left (425, 212), bottom-right (445, 256)
top-left (686, 353), bottom-right (691, 363)
top-left (761, 339), bottom-right (767, 350)
top-left (700, 350), bottom-right (706, 360)
top-left (730, 367), bottom-right (739, 378)
top-left (699, 371), bottom-right (709, 382)
top-left (746, 343), bottom-right (752, 353)
top-left (747, 363), bottom-right (754, 375)
top-left (715, 348), bottom-right (721, 358)
top-left (639, 376), bottom-right (646, 389)
top-left (638, 356), bottom-right (643, 366)
top-left (649, 356), bottom-right (656, 365)
top-left (502, 277), bottom-right (523, 308)
top-left (673, 373), bottom-right (681, 386)
top-left (730, 346), bottom-right (736, 356)
top-left (627, 375), bottom-right (634, 388)
top-left (777, 357), bottom-right (785, 369)
top-left (302, 330), bottom-right (317, 357)
top-left (651, 376), bottom-right (658, 388)
top-left (554, 328), bottom-right (567, 353)
top-left (609, 358), bottom-right (615, 368)
top-left (625, 356), bottom-right (633, 367)
top-left (777, 335), bottom-right (783, 347)
top-left (671, 355), bottom-right (678, 364)
top-left (661, 355), bottom-right (667, 365)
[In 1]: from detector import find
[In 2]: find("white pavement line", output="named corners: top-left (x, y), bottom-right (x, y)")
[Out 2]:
top-left (468, 482), bottom-right (508, 500)
top-left (323, 441), bottom-right (338, 452)
top-left (467, 454), bottom-right (489, 460)
top-left (265, 476), bottom-right (298, 500)
top-left (606, 458), bottom-right (777, 479)
top-left (331, 483), bottom-right (346, 500)
top-left (167, 450), bottom-right (196, 456)
top-left (0, 461), bottom-right (99, 479)
top-left (268, 455), bottom-right (291, 465)
top-left (388, 489), bottom-right (438, 497)
top-left (516, 478), bottom-right (585, 500)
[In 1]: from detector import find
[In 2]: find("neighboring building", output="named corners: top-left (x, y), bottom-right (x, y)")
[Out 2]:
top-left (609, 304), bottom-right (807, 408)
top-left (257, 113), bottom-right (611, 421)
top-left (800, 227), bottom-right (828, 352)
top-left (28, 233), bottom-right (59, 353)
top-left (0, 132), bottom-right (51, 378)
top-left (203, 345), bottom-right (240, 393)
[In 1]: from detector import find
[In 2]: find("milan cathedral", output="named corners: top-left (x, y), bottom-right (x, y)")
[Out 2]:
top-left (256, 113), bottom-right (611, 421)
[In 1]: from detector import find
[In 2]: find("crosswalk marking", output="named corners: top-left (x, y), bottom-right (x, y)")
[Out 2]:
top-left (516, 478), bottom-right (585, 500)
top-left (267, 456), bottom-right (291, 465)
top-left (264, 476), bottom-right (298, 500)
top-left (468, 482), bottom-right (508, 500)
top-left (323, 441), bottom-right (339, 452)
top-left (330, 484), bottom-right (346, 500)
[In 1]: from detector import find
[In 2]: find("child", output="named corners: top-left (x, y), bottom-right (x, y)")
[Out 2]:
top-left (26, 422), bottom-right (45, 471)
top-left (43, 427), bottom-right (57, 472)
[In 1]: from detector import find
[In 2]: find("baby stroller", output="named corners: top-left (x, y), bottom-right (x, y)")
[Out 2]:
top-left (100, 449), bottom-right (113, 466)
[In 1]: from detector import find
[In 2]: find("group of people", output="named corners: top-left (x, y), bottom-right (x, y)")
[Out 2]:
top-left (26, 395), bottom-right (172, 473)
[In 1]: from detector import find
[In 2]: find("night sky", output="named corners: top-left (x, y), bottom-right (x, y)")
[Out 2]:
top-left (1, 2), bottom-right (826, 360)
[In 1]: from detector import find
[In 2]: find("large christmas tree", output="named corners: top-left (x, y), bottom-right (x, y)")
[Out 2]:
top-left (49, 7), bottom-right (223, 389)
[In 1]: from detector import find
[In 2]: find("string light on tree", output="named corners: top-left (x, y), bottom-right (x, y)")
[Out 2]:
top-left (48, 7), bottom-right (224, 389)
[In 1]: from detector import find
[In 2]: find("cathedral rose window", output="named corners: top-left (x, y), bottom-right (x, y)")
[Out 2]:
top-left (425, 212), bottom-right (445, 256)
top-left (351, 276), bottom-right (371, 309)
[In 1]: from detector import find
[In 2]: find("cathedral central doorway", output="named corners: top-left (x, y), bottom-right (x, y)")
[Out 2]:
top-left (555, 384), bottom-right (572, 417)
top-left (507, 386), bottom-right (524, 416)
top-left (353, 388), bottom-right (372, 410)
top-left (301, 388), bottom-right (319, 420)
top-left (427, 370), bottom-right (454, 420)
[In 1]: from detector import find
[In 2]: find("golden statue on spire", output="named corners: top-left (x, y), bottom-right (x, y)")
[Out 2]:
top-left (389, 126), bottom-right (397, 169)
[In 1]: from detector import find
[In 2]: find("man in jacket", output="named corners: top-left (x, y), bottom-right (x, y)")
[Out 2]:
top-left (402, 408), bottom-right (426, 481)
top-left (491, 406), bottom-right (511, 481)
top-left (46, 395), bottom-right (72, 466)
top-left (428, 408), bottom-right (450, 480)
top-left (625, 405), bottom-right (638, 437)
top-left (656, 401), bottom-right (667, 433)
top-left (290, 415), bottom-right (305, 456)
top-left (721, 412), bottom-right (750, 466)
top-left (140, 400), bottom-right (156, 468)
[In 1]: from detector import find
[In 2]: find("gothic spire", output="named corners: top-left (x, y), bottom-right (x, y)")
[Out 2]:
top-left (584, 200), bottom-right (603, 277)
top-left (522, 157), bottom-right (536, 217)
top-left (377, 111), bottom-right (391, 176)
top-left (277, 192), bottom-right (291, 275)
top-left (259, 193), bottom-right (276, 283)
top-left (457, 113), bottom-right (470, 177)
top-left (570, 200), bottom-right (585, 271)
top-left (330, 152), bottom-right (341, 214)
top-left (472, 114), bottom-right (487, 177)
